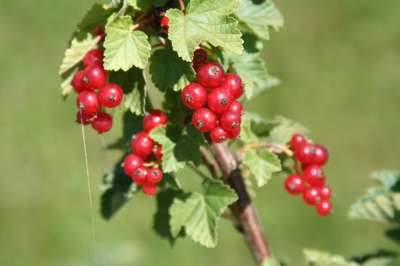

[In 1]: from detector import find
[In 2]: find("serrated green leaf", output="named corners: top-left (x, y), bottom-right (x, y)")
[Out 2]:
top-left (236, 0), bottom-right (284, 40)
top-left (371, 170), bottom-right (400, 190)
top-left (243, 149), bottom-right (281, 187)
top-left (304, 249), bottom-right (358, 266)
top-left (60, 69), bottom-right (77, 97)
top-left (240, 113), bottom-right (259, 143)
top-left (166, 0), bottom-right (243, 62)
top-left (127, 0), bottom-right (150, 10)
top-left (268, 116), bottom-right (308, 145)
top-left (107, 111), bottom-right (143, 151)
top-left (169, 180), bottom-right (238, 247)
top-left (262, 257), bottom-right (282, 266)
top-left (75, 3), bottom-right (114, 39)
top-left (124, 87), bottom-right (146, 115)
top-left (104, 15), bottom-right (151, 70)
top-left (149, 47), bottom-right (195, 92)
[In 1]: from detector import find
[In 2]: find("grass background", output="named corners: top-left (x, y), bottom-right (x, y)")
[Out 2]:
top-left (1, 0), bottom-right (400, 265)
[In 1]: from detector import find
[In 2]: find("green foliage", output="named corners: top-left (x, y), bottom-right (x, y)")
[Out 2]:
top-left (76, 3), bottom-right (114, 39)
top-left (268, 116), bottom-right (309, 145)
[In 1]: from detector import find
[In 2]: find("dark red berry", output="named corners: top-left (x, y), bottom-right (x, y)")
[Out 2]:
top-left (284, 174), bottom-right (305, 195)
top-left (72, 70), bottom-right (88, 93)
top-left (295, 143), bottom-right (315, 165)
top-left (192, 108), bottom-right (217, 132)
top-left (160, 16), bottom-right (169, 28)
top-left (143, 109), bottom-right (168, 132)
top-left (76, 91), bottom-right (100, 116)
top-left (83, 49), bottom-right (104, 67)
top-left (290, 133), bottom-right (307, 152)
top-left (226, 127), bottom-right (240, 139)
top-left (147, 167), bottom-right (163, 185)
top-left (142, 184), bottom-right (157, 196)
top-left (303, 187), bottom-right (321, 205)
top-left (153, 144), bottom-right (163, 161)
top-left (220, 111), bottom-right (241, 133)
top-left (98, 83), bottom-right (123, 108)
top-left (82, 65), bottom-right (108, 90)
top-left (319, 186), bottom-right (332, 200)
top-left (316, 200), bottom-right (332, 216)
top-left (227, 101), bottom-right (243, 114)
top-left (223, 73), bottom-right (243, 99)
top-left (197, 61), bottom-right (225, 89)
top-left (181, 83), bottom-right (207, 109)
top-left (313, 144), bottom-right (329, 166)
top-left (76, 111), bottom-right (95, 125)
top-left (92, 26), bottom-right (106, 41)
top-left (193, 48), bottom-right (208, 71)
top-left (91, 112), bottom-right (113, 134)
top-left (131, 131), bottom-right (154, 158)
top-left (207, 87), bottom-right (233, 113)
top-left (123, 154), bottom-right (144, 176)
top-left (132, 166), bottom-right (148, 185)
top-left (303, 164), bottom-right (325, 187)
top-left (210, 127), bottom-right (228, 143)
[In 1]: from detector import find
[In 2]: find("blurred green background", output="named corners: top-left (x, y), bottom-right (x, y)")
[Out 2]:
top-left (1, 0), bottom-right (400, 265)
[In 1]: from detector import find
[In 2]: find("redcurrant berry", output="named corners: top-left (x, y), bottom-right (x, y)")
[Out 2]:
top-left (303, 187), bottom-right (321, 205)
top-left (98, 83), bottom-right (123, 108)
top-left (226, 127), bottom-right (240, 139)
top-left (295, 143), bottom-right (315, 165)
top-left (220, 111), bottom-right (241, 133)
top-left (160, 16), bottom-right (169, 28)
top-left (284, 174), bottom-right (305, 195)
top-left (123, 154), bottom-right (144, 176)
top-left (316, 200), bottom-right (332, 216)
top-left (181, 83), bottom-right (207, 109)
top-left (147, 167), bottom-right (163, 185)
top-left (76, 111), bottom-right (95, 125)
top-left (290, 133), bottom-right (307, 152)
top-left (92, 26), bottom-right (106, 41)
top-left (143, 109), bottom-right (168, 132)
top-left (223, 73), bottom-right (243, 99)
top-left (132, 166), bottom-right (148, 185)
top-left (72, 70), bottom-right (88, 93)
top-left (153, 144), bottom-right (163, 161)
top-left (319, 186), bottom-right (332, 199)
top-left (303, 164), bottom-right (325, 187)
top-left (82, 65), bottom-right (108, 90)
top-left (83, 49), bottom-right (104, 67)
top-left (192, 108), bottom-right (217, 132)
top-left (227, 101), bottom-right (243, 114)
top-left (313, 144), bottom-right (329, 166)
top-left (142, 184), bottom-right (157, 196)
top-left (193, 48), bottom-right (208, 71)
top-left (197, 61), bottom-right (225, 89)
top-left (210, 127), bottom-right (228, 143)
top-left (76, 91), bottom-right (100, 116)
top-left (91, 112), bottom-right (113, 134)
top-left (131, 131), bottom-right (154, 158)
top-left (207, 87), bottom-right (233, 113)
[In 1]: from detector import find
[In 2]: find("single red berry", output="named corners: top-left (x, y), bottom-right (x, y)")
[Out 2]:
top-left (295, 143), bottom-right (315, 165)
top-left (226, 126), bottom-right (241, 139)
top-left (153, 144), bottom-right (163, 161)
top-left (207, 87), bottom-right (233, 113)
top-left (123, 154), bottom-right (144, 176)
top-left (160, 16), bottom-right (169, 28)
top-left (92, 26), bottom-right (106, 41)
top-left (98, 83), bottom-right (124, 108)
top-left (210, 127), bottom-right (229, 143)
top-left (72, 70), bottom-right (88, 93)
top-left (142, 184), bottom-right (157, 196)
top-left (284, 174), bottom-right (305, 195)
top-left (76, 111), bottom-right (95, 125)
top-left (303, 187), bottom-right (321, 205)
top-left (83, 49), bottom-right (104, 67)
top-left (290, 133), bottom-right (307, 152)
top-left (316, 200), bottom-right (333, 216)
top-left (223, 73), bottom-right (243, 99)
top-left (181, 83), bottom-right (207, 110)
top-left (91, 112), bottom-right (113, 134)
top-left (131, 131), bottom-right (154, 158)
top-left (132, 166), bottom-right (148, 185)
top-left (192, 108), bottom-right (217, 132)
top-left (227, 101), bottom-right (243, 114)
top-left (193, 48), bottom-right (208, 71)
top-left (197, 61), bottom-right (225, 89)
top-left (76, 91), bottom-right (100, 116)
top-left (303, 164), bottom-right (326, 187)
top-left (220, 111), bottom-right (241, 133)
top-left (147, 167), bottom-right (163, 185)
top-left (82, 65), bottom-right (108, 90)
top-left (319, 186), bottom-right (332, 200)
top-left (313, 144), bottom-right (329, 166)
top-left (143, 109), bottom-right (168, 132)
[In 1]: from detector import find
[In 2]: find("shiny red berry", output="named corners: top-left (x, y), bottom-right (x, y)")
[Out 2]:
top-left (227, 101), bottom-right (243, 114)
top-left (319, 186), bottom-right (332, 199)
top-left (98, 83), bottom-right (123, 108)
top-left (303, 164), bottom-right (325, 187)
top-left (91, 112), bottom-right (112, 134)
top-left (284, 174), bottom-right (305, 195)
top-left (76, 91), bottom-right (100, 116)
top-left (160, 16), bottom-right (169, 28)
top-left (295, 143), bottom-right (315, 165)
top-left (132, 166), bottom-right (148, 185)
top-left (147, 167), bottom-right (163, 185)
top-left (153, 144), bottom-right (163, 161)
top-left (181, 83), bottom-right (207, 109)
top-left (210, 127), bottom-right (228, 143)
top-left (223, 73), bottom-right (243, 99)
top-left (83, 49), bottom-right (104, 67)
top-left (142, 184), bottom-right (157, 196)
top-left (123, 154), bottom-right (144, 176)
top-left (192, 108), bottom-right (217, 132)
top-left (76, 111), bottom-right (95, 125)
top-left (316, 200), bottom-right (332, 216)
top-left (193, 48), bottom-right (208, 71)
top-left (71, 70), bottom-right (88, 93)
top-left (226, 127), bottom-right (241, 139)
top-left (197, 61), bottom-right (225, 89)
top-left (220, 111), bottom-right (241, 133)
top-left (313, 144), bottom-right (329, 166)
top-left (82, 66), bottom-right (108, 90)
top-left (207, 87), bottom-right (233, 113)
top-left (131, 131), bottom-right (154, 158)
top-left (143, 109), bottom-right (168, 132)
top-left (290, 133), bottom-right (307, 151)
top-left (303, 187), bottom-right (321, 205)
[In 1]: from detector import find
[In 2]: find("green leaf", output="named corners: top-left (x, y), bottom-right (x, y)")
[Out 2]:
top-left (166, 0), bottom-right (243, 62)
top-left (371, 170), bottom-right (400, 190)
top-left (124, 87), bottom-right (146, 115)
top-left (236, 0), bottom-right (284, 40)
top-left (59, 34), bottom-right (99, 75)
top-left (107, 111), bottom-right (143, 151)
top-left (268, 116), bottom-right (308, 145)
top-left (75, 3), bottom-right (113, 39)
top-left (127, 0), bottom-right (150, 10)
top-left (304, 249), bottom-right (358, 266)
top-left (169, 180), bottom-right (238, 247)
top-left (240, 113), bottom-right (259, 143)
top-left (60, 69), bottom-right (77, 97)
top-left (104, 15), bottom-right (151, 70)
top-left (262, 257), bottom-right (282, 266)
top-left (149, 47), bottom-right (195, 92)
top-left (242, 149), bottom-right (281, 187)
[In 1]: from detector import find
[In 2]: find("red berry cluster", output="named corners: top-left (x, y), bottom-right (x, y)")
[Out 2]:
top-left (160, 14), bottom-right (169, 33)
top-left (181, 49), bottom-right (244, 143)
top-left (122, 110), bottom-right (168, 196)
top-left (72, 31), bottom-right (124, 134)
top-left (284, 133), bottom-right (333, 216)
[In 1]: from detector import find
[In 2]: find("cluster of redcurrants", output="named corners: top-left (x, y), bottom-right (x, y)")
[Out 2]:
top-left (71, 30), bottom-right (124, 134)
top-left (122, 110), bottom-right (169, 196)
top-left (181, 49), bottom-right (244, 143)
top-left (284, 133), bottom-right (333, 216)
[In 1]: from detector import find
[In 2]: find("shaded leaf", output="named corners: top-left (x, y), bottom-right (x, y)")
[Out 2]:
top-left (268, 116), bottom-right (308, 145)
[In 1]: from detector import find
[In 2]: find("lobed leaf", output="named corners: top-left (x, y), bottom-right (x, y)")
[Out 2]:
top-left (268, 116), bottom-right (308, 145)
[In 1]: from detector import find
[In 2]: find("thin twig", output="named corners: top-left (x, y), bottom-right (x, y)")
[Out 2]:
top-left (178, 0), bottom-right (185, 11)
top-left (200, 147), bottom-right (219, 179)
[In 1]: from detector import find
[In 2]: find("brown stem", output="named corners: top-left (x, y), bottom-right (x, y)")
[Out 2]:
top-left (178, 0), bottom-right (185, 11)
top-left (210, 143), bottom-right (272, 264)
